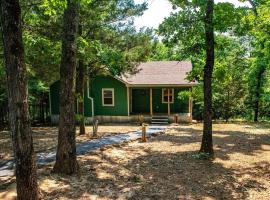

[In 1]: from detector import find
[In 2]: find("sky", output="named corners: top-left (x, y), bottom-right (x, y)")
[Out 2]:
top-left (134, 0), bottom-right (251, 30)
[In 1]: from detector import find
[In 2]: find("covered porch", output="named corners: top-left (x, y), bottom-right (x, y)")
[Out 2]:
top-left (128, 87), bottom-right (193, 119)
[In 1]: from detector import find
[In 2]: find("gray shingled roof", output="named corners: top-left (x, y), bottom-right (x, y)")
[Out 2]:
top-left (120, 61), bottom-right (196, 86)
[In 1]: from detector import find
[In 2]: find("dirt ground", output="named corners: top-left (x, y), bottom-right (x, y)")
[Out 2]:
top-left (1, 122), bottom-right (270, 200)
top-left (0, 123), bottom-right (140, 162)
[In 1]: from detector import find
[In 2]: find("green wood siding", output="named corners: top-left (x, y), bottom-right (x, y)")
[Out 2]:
top-left (132, 88), bottom-right (189, 114)
top-left (50, 80), bottom-right (93, 117)
top-left (132, 89), bottom-right (150, 113)
top-left (90, 76), bottom-right (128, 116)
top-left (50, 75), bottom-right (190, 118)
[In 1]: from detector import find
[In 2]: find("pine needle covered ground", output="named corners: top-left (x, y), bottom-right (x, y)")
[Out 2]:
top-left (1, 123), bottom-right (270, 200)
top-left (0, 124), bottom-right (140, 162)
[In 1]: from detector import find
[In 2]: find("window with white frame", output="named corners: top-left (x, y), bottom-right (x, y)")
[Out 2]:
top-left (102, 88), bottom-right (114, 106)
top-left (162, 88), bottom-right (174, 103)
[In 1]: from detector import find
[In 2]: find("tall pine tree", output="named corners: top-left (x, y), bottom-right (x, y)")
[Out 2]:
top-left (0, 0), bottom-right (40, 198)
top-left (53, 0), bottom-right (79, 174)
top-left (200, 0), bottom-right (214, 155)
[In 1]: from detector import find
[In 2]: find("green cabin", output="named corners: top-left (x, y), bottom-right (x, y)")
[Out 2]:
top-left (50, 61), bottom-right (197, 123)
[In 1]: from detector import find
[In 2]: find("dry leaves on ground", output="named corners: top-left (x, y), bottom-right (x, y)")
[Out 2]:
top-left (0, 123), bottom-right (139, 161)
top-left (1, 122), bottom-right (270, 200)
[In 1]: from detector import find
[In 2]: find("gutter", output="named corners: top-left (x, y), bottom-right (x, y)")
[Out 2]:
top-left (87, 80), bottom-right (94, 117)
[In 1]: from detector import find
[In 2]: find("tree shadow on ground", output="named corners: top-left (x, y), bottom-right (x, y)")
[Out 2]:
top-left (0, 127), bottom-right (59, 162)
top-left (1, 123), bottom-right (270, 199)
top-left (36, 149), bottom-right (270, 200)
top-left (124, 151), bottom-right (268, 199)
top-left (154, 124), bottom-right (270, 160)
top-left (35, 123), bottom-right (270, 199)
top-left (0, 124), bottom-right (139, 163)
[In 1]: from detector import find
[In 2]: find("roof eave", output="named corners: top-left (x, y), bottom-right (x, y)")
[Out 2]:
top-left (126, 83), bottom-right (198, 87)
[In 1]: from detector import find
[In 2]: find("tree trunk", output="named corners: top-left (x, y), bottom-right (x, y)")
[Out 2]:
top-left (77, 60), bottom-right (86, 135)
top-left (53, 0), bottom-right (79, 174)
top-left (254, 67), bottom-right (265, 122)
top-left (0, 0), bottom-right (39, 199)
top-left (200, 0), bottom-right (214, 156)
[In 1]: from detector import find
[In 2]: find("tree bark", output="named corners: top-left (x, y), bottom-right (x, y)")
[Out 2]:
top-left (0, 0), bottom-right (39, 199)
top-left (53, 0), bottom-right (79, 174)
top-left (77, 60), bottom-right (86, 135)
top-left (200, 0), bottom-right (214, 156)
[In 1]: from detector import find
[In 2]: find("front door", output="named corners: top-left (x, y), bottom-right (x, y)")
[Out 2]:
top-left (152, 88), bottom-right (161, 113)
top-left (132, 89), bottom-right (150, 114)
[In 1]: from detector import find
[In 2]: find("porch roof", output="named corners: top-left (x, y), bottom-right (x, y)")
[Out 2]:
top-left (119, 61), bottom-right (197, 86)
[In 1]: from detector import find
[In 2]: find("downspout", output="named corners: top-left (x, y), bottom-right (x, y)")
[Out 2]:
top-left (87, 80), bottom-right (94, 117)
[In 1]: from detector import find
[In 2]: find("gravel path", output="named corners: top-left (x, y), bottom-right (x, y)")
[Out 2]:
top-left (0, 125), bottom-right (167, 177)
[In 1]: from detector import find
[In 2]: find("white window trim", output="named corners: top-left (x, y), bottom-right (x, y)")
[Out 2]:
top-left (102, 88), bottom-right (115, 106)
top-left (162, 88), bottom-right (174, 104)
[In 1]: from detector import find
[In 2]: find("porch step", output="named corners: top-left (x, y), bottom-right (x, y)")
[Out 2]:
top-left (151, 116), bottom-right (170, 125)
top-left (151, 121), bottom-right (169, 125)
top-left (151, 118), bottom-right (169, 122)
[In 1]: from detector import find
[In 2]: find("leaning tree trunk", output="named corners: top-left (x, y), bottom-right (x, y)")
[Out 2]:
top-left (53, 0), bottom-right (79, 174)
top-left (0, 0), bottom-right (39, 199)
top-left (76, 60), bottom-right (86, 135)
top-left (200, 0), bottom-right (214, 156)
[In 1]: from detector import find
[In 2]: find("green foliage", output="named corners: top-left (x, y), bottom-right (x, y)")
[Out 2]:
top-left (174, 35), bottom-right (251, 121)
top-left (178, 90), bottom-right (190, 101)
top-left (192, 152), bottom-right (212, 160)
top-left (155, 0), bottom-right (269, 121)
top-left (28, 78), bottom-right (49, 104)
top-left (24, 33), bottom-right (61, 85)
top-left (77, 0), bottom-right (152, 78)
top-left (212, 35), bottom-right (250, 120)
top-left (244, 0), bottom-right (270, 120)
top-left (75, 114), bottom-right (84, 122)
top-left (20, 0), bottom-right (152, 82)
top-left (0, 0), bottom-right (153, 119)
top-left (0, 0), bottom-right (269, 123)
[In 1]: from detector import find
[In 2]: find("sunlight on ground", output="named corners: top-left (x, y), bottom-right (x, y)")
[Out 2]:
top-left (0, 183), bottom-right (16, 200)
top-left (1, 122), bottom-right (270, 199)
top-left (0, 124), bottom-right (140, 161)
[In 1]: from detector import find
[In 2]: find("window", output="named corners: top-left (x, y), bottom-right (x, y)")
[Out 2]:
top-left (102, 88), bottom-right (114, 106)
top-left (162, 88), bottom-right (174, 103)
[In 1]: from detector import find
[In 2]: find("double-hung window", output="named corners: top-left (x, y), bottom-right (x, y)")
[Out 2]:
top-left (162, 88), bottom-right (174, 103)
top-left (102, 88), bottom-right (114, 106)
